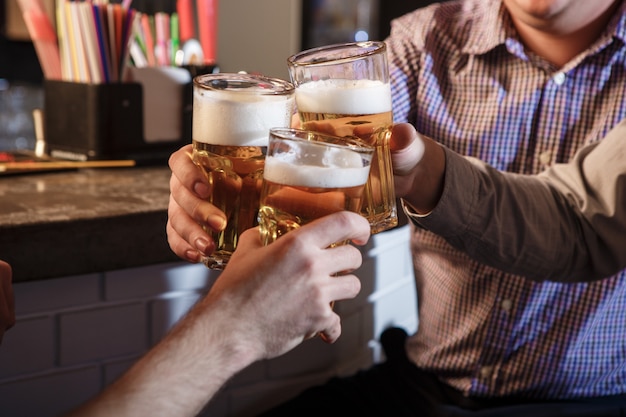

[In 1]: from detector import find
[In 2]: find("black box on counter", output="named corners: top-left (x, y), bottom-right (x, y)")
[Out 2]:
top-left (43, 65), bottom-right (216, 163)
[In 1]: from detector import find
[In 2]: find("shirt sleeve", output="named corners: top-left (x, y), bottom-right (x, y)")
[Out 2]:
top-left (404, 121), bottom-right (626, 282)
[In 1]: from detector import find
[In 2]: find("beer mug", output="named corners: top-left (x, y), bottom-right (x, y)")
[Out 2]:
top-left (192, 73), bottom-right (295, 269)
top-left (287, 41), bottom-right (398, 234)
top-left (258, 127), bottom-right (374, 246)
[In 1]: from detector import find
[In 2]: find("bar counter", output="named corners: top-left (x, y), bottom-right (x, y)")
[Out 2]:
top-left (0, 166), bottom-right (179, 282)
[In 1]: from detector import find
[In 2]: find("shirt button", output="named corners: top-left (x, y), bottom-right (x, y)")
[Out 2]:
top-left (501, 299), bottom-right (513, 312)
top-left (539, 151), bottom-right (552, 165)
top-left (553, 72), bottom-right (566, 85)
top-left (480, 366), bottom-right (493, 378)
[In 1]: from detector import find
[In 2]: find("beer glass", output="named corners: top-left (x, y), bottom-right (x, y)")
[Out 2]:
top-left (287, 41), bottom-right (397, 234)
top-left (258, 127), bottom-right (374, 246)
top-left (192, 73), bottom-right (295, 269)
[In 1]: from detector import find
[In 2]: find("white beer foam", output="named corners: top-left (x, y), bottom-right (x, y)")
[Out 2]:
top-left (264, 146), bottom-right (370, 188)
top-left (295, 79), bottom-right (391, 115)
top-left (193, 89), bottom-right (295, 146)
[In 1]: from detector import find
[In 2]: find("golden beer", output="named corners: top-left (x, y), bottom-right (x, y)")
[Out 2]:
top-left (288, 42), bottom-right (398, 234)
top-left (192, 142), bottom-right (265, 262)
top-left (295, 79), bottom-right (396, 234)
top-left (258, 128), bottom-right (374, 245)
top-left (192, 74), bottom-right (295, 269)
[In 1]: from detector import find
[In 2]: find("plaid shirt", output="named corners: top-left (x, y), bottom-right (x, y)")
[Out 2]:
top-left (387, 0), bottom-right (626, 399)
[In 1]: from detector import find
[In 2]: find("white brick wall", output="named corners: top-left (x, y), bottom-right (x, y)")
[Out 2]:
top-left (0, 225), bottom-right (416, 417)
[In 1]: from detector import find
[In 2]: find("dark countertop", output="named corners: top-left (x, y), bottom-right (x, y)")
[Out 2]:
top-left (0, 166), bottom-right (181, 282)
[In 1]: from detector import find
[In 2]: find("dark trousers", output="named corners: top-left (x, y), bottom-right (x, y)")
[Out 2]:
top-left (258, 328), bottom-right (626, 417)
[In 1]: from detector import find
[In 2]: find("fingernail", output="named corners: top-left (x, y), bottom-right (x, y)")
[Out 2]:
top-left (185, 250), bottom-right (201, 263)
top-left (194, 181), bottom-right (210, 198)
top-left (194, 237), bottom-right (212, 254)
top-left (207, 215), bottom-right (227, 231)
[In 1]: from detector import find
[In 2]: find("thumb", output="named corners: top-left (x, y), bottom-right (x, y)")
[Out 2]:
top-left (390, 123), bottom-right (425, 175)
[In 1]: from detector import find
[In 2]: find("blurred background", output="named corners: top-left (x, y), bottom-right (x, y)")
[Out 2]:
top-left (0, 0), bottom-right (436, 152)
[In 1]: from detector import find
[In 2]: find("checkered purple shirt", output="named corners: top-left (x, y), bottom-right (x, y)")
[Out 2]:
top-left (387, 0), bottom-right (626, 399)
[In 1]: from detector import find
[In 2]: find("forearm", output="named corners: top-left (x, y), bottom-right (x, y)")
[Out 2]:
top-left (407, 148), bottom-right (606, 282)
top-left (538, 127), bottom-right (626, 280)
top-left (66, 297), bottom-right (256, 417)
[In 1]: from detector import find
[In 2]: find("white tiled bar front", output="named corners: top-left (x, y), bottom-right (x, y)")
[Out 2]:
top-left (0, 225), bottom-right (416, 417)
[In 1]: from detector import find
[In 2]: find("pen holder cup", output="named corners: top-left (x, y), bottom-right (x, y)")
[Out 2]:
top-left (43, 65), bottom-right (217, 163)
